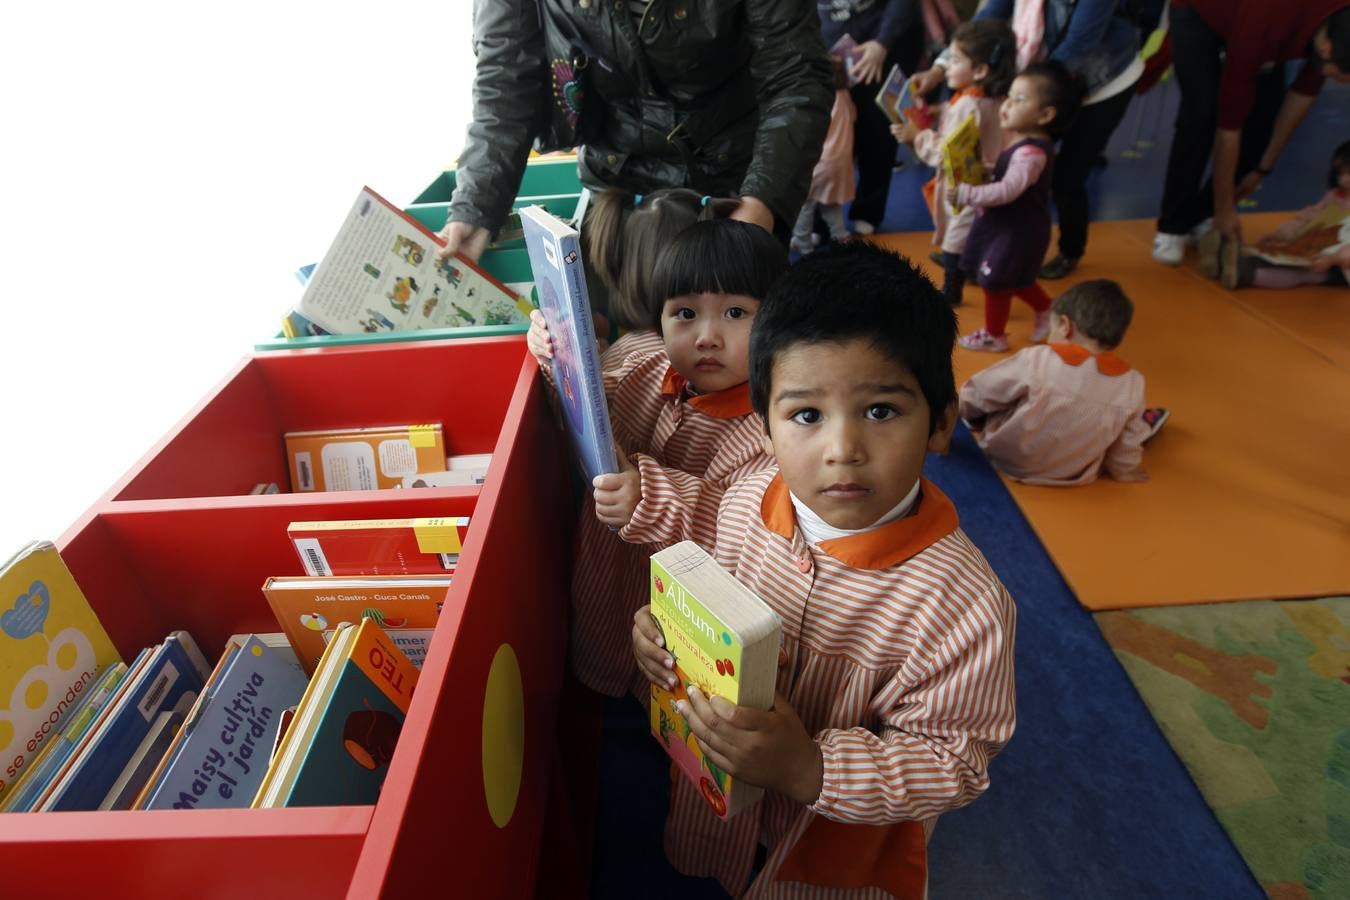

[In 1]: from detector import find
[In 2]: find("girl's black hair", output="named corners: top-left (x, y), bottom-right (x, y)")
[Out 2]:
top-left (1018, 60), bottom-right (1083, 140)
top-left (951, 19), bottom-right (1017, 98)
top-left (580, 188), bottom-right (739, 329)
top-left (1330, 139), bottom-right (1350, 188)
top-left (647, 219), bottom-right (788, 329)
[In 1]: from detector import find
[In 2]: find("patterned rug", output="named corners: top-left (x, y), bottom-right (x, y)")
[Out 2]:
top-left (1096, 597), bottom-right (1350, 900)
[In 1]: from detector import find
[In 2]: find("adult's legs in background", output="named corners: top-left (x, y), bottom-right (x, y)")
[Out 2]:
top-left (1194, 63), bottom-right (1288, 212)
top-left (1050, 86), bottom-right (1135, 265)
top-left (1156, 5), bottom-right (1224, 236)
top-left (848, 26), bottom-right (924, 231)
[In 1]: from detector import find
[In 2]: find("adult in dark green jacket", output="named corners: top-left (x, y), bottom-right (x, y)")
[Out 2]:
top-left (439, 0), bottom-right (834, 261)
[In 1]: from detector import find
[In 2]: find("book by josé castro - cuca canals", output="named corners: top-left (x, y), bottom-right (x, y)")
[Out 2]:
top-left (519, 204), bottom-right (619, 485)
top-left (298, 186), bottom-right (532, 335)
top-left (262, 575), bottom-right (453, 675)
top-left (0, 541), bottom-right (122, 803)
top-left (648, 542), bottom-right (781, 819)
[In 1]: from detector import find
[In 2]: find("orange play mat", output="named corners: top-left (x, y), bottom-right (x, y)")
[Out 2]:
top-left (874, 216), bottom-right (1350, 611)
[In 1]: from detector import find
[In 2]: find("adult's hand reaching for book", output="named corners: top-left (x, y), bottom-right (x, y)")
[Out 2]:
top-left (676, 685), bottom-right (825, 806)
top-left (852, 40), bottom-right (887, 85)
top-left (910, 67), bottom-right (946, 97)
top-left (633, 605), bottom-right (676, 690)
top-left (436, 221), bottom-right (491, 263)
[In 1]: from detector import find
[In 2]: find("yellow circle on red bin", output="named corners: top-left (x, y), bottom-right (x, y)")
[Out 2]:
top-left (482, 643), bottom-right (525, 829)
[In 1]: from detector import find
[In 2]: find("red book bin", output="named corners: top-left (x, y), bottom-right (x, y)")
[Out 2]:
top-left (0, 337), bottom-right (582, 898)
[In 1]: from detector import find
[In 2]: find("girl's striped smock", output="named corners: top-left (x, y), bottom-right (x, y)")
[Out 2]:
top-left (569, 343), bottom-right (773, 697)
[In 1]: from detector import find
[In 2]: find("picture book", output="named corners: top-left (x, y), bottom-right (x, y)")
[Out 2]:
top-left (288, 516), bottom-right (470, 576)
top-left (1249, 204), bottom-right (1349, 266)
top-left (0, 662), bottom-right (128, 812)
top-left (0, 541), bottom-right (122, 803)
top-left (28, 649), bottom-right (153, 811)
top-left (99, 691), bottom-right (195, 810)
top-left (830, 34), bottom-right (864, 86)
top-left (942, 113), bottom-right (986, 208)
top-left (519, 205), bottom-right (619, 485)
top-left (253, 623), bottom-right (357, 807)
top-left (284, 423), bottom-right (448, 492)
top-left (648, 542), bottom-right (781, 819)
top-left (142, 635), bottom-right (309, 810)
top-left (257, 618), bottom-right (419, 808)
top-left (297, 186), bottom-right (532, 335)
top-left (875, 65), bottom-right (933, 129)
top-left (130, 640), bottom-right (241, 809)
top-left (400, 453), bottom-right (492, 489)
top-left (262, 574), bottom-right (453, 675)
top-left (40, 631), bottom-right (211, 811)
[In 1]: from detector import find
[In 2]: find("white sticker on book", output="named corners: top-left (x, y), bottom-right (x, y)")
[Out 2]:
top-left (321, 441), bottom-right (379, 490)
top-left (294, 451), bottom-right (315, 491)
top-left (294, 538), bottom-right (332, 576)
top-left (137, 660), bottom-right (179, 722)
top-left (376, 438), bottom-right (418, 477)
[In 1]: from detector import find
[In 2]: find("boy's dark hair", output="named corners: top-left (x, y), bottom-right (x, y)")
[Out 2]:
top-left (1328, 8), bottom-right (1350, 72)
top-left (951, 19), bottom-right (1017, 98)
top-left (749, 242), bottom-right (957, 434)
top-left (1329, 139), bottom-right (1350, 188)
top-left (1019, 60), bottom-right (1083, 140)
top-left (582, 187), bottom-right (739, 329)
top-left (1051, 279), bottom-right (1134, 349)
top-left (648, 218), bottom-right (788, 329)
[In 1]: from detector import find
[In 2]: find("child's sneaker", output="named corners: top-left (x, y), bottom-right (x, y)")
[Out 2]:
top-left (1152, 232), bottom-right (1186, 265)
top-left (1030, 309), bottom-right (1051, 342)
top-left (1141, 407), bottom-right (1169, 443)
top-left (958, 328), bottom-right (1010, 352)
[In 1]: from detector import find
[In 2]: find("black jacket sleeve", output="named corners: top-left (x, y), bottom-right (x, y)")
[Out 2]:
top-left (737, 0), bottom-right (835, 227)
top-left (448, 0), bottom-right (548, 233)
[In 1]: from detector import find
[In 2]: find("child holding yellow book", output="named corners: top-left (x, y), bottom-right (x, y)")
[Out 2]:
top-left (633, 241), bottom-right (1016, 896)
top-left (892, 20), bottom-right (1012, 305)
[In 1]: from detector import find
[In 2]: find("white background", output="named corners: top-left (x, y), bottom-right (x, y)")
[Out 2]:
top-left (0, 2), bottom-right (478, 553)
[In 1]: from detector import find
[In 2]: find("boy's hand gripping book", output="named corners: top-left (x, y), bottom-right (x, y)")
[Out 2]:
top-left (519, 204), bottom-right (620, 485)
top-left (648, 542), bottom-right (782, 819)
top-left (298, 186), bottom-right (532, 335)
top-left (0, 541), bottom-right (122, 803)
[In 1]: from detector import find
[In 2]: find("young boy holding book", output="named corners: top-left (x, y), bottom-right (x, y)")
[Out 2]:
top-left (529, 218), bottom-right (787, 698)
top-left (959, 279), bottom-right (1163, 486)
top-left (633, 241), bottom-right (1017, 897)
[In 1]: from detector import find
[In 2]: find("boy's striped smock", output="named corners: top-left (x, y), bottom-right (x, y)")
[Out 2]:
top-left (663, 470), bottom-right (1017, 898)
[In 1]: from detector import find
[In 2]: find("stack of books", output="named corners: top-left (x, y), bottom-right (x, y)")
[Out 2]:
top-left (1, 515), bottom-right (454, 812)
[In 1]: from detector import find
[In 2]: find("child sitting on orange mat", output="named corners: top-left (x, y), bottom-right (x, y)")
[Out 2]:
top-left (958, 279), bottom-right (1168, 485)
top-left (632, 242), bottom-right (1016, 898)
top-left (1200, 140), bottom-right (1350, 291)
top-left (528, 217), bottom-right (786, 698)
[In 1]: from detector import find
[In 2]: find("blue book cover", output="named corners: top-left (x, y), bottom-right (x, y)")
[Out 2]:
top-left (0, 661), bottom-right (129, 812)
top-left (283, 619), bottom-right (419, 807)
top-left (519, 204), bottom-right (618, 484)
top-left (144, 635), bottom-right (307, 809)
top-left (43, 632), bottom-right (210, 811)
